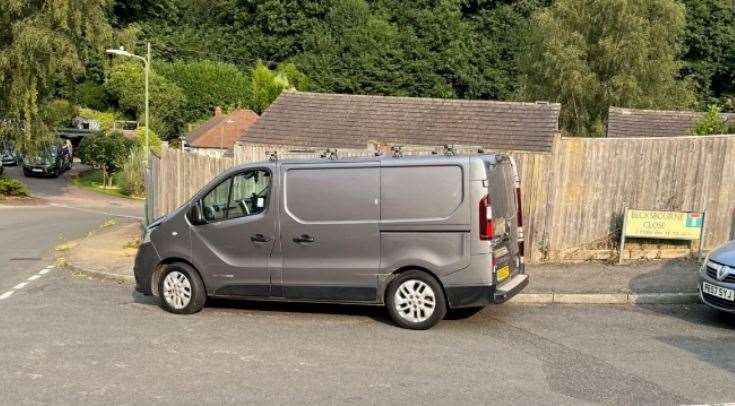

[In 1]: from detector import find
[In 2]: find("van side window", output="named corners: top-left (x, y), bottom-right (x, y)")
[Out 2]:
top-left (228, 170), bottom-right (270, 219)
top-left (201, 169), bottom-right (271, 223)
top-left (285, 167), bottom-right (379, 222)
top-left (202, 179), bottom-right (230, 222)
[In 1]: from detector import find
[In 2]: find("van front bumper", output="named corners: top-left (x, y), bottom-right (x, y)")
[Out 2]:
top-left (134, 242), bottom-right (160, 295)
top-left (445, 274), bottom-right (529, 308)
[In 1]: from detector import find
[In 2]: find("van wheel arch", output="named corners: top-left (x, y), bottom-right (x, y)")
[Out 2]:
top-left (152, 258), bottom-right (206, 297)
top-left (384, 266), bottom-right (447, 306)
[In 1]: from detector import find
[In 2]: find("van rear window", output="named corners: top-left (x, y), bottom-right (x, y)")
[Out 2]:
top-left (486, 161), bottom-right (516, 219)
top-left (381, 165), bottom-right (463, 221)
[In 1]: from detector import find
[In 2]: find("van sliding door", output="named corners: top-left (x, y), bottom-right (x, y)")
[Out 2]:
top-left (280, 163), bottom-right (380, 302)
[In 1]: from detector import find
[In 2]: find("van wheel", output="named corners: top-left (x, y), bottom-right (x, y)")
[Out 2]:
top-left (157, 263), bottom-right (206, 314)
top-left (386, 270), bottom-right (447, 330)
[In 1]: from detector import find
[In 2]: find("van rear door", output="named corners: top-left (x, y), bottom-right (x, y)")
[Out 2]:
top-left (485, 155), bottom-right (523, 282)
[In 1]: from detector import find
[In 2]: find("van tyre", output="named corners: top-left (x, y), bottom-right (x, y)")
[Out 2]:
top-left (157, 263), bottom-right (206, 314)
top-left (386, 270), bottom-right (447, 330)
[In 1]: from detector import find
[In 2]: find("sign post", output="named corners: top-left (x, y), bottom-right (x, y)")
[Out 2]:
top-left (618, 208), bottom-right (705, 264)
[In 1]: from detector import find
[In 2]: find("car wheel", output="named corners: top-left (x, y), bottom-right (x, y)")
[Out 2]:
top-left (157, 263), bottom-right (206, 314)
top-left (386, 270), bottom-right (447, 330)
top-left (23, 168), bottom-right (31, 177)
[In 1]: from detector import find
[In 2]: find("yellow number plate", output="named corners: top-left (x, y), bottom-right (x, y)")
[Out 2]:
top-left (497, 265), bottom-right (511, 282)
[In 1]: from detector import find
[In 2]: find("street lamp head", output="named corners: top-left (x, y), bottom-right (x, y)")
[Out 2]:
top-left (106, 46), bottom-right (132, 57)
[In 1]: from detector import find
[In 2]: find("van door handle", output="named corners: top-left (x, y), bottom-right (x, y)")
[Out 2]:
top-left (293, 234), bottom-right (316, 243)
top-left (250, 234), bottom-right (271, 243)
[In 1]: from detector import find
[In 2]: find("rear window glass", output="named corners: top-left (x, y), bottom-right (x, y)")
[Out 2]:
top-left (285, 166), bottom-right (379, 222)
top-left (381, 165), bottom-right (463, 221)
top-left (487, 161), bottom-right (516, 219)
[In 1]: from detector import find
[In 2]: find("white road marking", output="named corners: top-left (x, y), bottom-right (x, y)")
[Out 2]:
top-left (48, 203), bottom-right (143, 220)
top-left (1, 266), bottom-right (54, 302)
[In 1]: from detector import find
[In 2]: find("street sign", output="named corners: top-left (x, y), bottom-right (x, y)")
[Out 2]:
top-left (618, 208), bottom-right (706, 264)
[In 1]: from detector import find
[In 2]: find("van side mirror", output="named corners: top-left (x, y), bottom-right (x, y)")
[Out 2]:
top-left (189, 203), bottom-right (206, 225)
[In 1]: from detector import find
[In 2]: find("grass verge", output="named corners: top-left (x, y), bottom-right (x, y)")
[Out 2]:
top-left (71, 169), bottom-right (132, 199)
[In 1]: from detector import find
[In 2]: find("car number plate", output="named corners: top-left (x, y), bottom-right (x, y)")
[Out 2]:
top-left (496, 265), bottom-right (511, 282)
top-left (32, 168), bottom-right (43, 172)
top-left (702, 282), bottom-right (735, 301)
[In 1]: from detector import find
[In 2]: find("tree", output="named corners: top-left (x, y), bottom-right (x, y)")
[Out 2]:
top-left (518, 0), bottom-right (696, 136)
top-left (679, 0), bottom-right (735, 109)
top-left (78, 133), bottom-right (135, 188)
top-left (105, 61), bottom-right (187, 140)
top-left (691, 105), bottom-right (731, 135)
top-left (0, 0), bottom-right (113, 154)
top-left (156, 60), bottom-right (249, 124)
top-left (249, 61), bottom-right (308, 113)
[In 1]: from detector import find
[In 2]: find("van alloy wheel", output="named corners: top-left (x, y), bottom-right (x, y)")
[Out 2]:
top-left (162, 271), bottom-right (192, 310)
top-left (393, 279), bottom-right (436, 323)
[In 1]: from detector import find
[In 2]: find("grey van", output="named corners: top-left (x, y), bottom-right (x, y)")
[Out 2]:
top-left (134, 154), bottom-right (528, 329)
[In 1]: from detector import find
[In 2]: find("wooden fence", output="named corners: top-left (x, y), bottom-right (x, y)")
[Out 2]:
top-left (148, 135), bottom-right (735, 263)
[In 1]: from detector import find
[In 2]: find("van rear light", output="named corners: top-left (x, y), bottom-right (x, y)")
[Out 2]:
top-left (515, 186), bottom-right (524, 257)
top-left (479, 195), bottom-right (493, 241)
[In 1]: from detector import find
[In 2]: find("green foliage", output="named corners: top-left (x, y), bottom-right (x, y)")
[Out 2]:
top-left (77, 80), bottom-right (109, 111)
top-left (117, 146), bottom-right (146, 197)
top-left (518, 0), bottom-right (697, 136)
top-left (679, 0), bottom-right (735, 108)
top-left (77, 108), bottom-right (119, 132)
top-left (0, 177), bottom-right (29, 198)
top-left (156, 60), bottom-right (249, 124)
top-left (40, 99), bottom-right (78, 128)
top-left (135, 126), bottom-right (162, 154)
top-left (250, 62), bottom-right (308, 113)
top-left (105, 61), bottom-right (187, 140)
top-left (0, 0), bottom-right (113, 154)
top-left (78, 133), bottom-right (135, 187)
top-left (691, 105), bottom-right (731, 135)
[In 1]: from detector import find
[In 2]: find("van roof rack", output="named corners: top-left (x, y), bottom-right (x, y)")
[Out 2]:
top-left (320, 149), bottom-right (338, 159)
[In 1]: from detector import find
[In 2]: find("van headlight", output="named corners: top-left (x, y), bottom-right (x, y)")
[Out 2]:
top-left (141, 226), bottom-right (155, 244)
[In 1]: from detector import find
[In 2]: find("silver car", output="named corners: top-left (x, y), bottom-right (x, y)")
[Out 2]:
top-left (700, 241), bottom-right (735, 313)
top-left (134, 154), bottom-right (528, 329)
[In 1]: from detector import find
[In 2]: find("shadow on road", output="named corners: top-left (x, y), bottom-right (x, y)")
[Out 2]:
top-left (655, 334), bottom-right (735, 374)
top-left (132, 290), bottom-right (397, 326)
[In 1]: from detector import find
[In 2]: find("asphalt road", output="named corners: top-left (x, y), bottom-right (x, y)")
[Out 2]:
top-left (2, 164), bottom-right (735, 405)
top-left (0, 165), bottom-right (141, 289)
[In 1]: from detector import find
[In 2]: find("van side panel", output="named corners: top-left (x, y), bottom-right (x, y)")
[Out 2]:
top-left (378, 158), bottom-right (473, 299)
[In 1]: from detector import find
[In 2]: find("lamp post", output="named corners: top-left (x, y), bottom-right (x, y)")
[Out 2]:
top-left (106, 43), bottom-right (151, 226)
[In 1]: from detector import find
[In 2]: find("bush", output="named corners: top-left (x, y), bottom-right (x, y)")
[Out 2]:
top-left (117, 147), bottom-right (146, 197)
top-left (77, 107), bottom-right (119, 132)
top-left (691, 105), bottom-right (730, 135)
top-left (0, 177), bottom-right (30, 197)
top-left (77, 133), bottom-right (135, 188)
top-left (135, 126), bottom-right (162, 154)
top-left (40, 99), bottom-right (78, 127)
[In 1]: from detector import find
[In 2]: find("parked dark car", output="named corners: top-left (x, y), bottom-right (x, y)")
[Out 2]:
top-left (700, 241), bottom-right (735, 314)
top-left (22, 143), bottom-right (72, 177)
top-left (2, 150), bottom-right (19, 166)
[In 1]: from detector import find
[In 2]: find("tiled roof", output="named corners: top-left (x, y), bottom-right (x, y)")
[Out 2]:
top-left (239, 91), bottom-right (561, 152)
top-left (607, 107), bottom-right (735, 138)
top-left (186, 109), bottom-right (259, 150)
